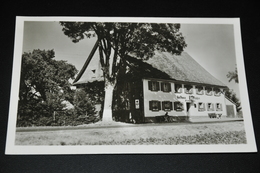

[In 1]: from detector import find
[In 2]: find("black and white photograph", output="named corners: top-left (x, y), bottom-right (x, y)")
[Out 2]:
top-left (5, 17), bottom-right (257, 154)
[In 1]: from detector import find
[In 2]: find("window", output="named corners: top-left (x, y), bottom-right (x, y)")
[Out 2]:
top-left (184, 85), bottom-right (193, 94)
top-left (205, 87), bottom-right (213, 96)
top-left (175, 84), bottom-right (182, 93)
top-left (216, 103), bottom-right (222, 111)
top-left (196, 86), bottom-right (204, 95)
top-left (207, 103), bottom-right (214, 111)
top-left (162, 101), bottom-right (173, 111)
top-left (161, 82), bottom-right (171, 92)
top-left (125, 99), bottom-right (130, 110)
top-left (198, 102), bottom-right (205, 111)
top-left (149, 100), bottom-right (161, 111)
top-left (214, 88), bottom-right (221, 96)
top-left (148, 81), bottom-right (160, 91)
top-left (174, 102), bottom-right (184, 111)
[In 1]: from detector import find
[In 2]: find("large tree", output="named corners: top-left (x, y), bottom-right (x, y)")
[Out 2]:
top-left (60, 22), bottom-right (187, 122)
top-left (18, 49), bottom-right (78, 125)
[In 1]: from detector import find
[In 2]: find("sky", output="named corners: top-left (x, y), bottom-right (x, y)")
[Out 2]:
top-left (22, 21), bottom-right (240, 97)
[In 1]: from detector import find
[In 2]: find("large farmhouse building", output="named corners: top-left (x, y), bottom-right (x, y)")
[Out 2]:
top-left (74, 43), bottom-right (237, 123)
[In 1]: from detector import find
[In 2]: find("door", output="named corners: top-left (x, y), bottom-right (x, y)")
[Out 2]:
top-left (226, 105), bottom-right (235, 117)
top-left (186, 102), bottom-right (191, 116)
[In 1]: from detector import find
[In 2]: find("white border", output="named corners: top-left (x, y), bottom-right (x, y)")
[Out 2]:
top-left (5, 17), bottom-right (257, 154)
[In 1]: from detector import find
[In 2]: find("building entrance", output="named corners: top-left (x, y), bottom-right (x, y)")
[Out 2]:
top-left (186, 102), bottom-right (191, 116)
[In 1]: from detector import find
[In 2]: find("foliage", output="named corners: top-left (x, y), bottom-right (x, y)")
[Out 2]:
top-left (225, 89), bottom-right (241, 112)
top-left (52, 109), bottom-right (99, 126)
top-left (77, 81), bottom-right (105, 103)
top-left (73, 89), bottom-right (98, 121)
top-left (17, 49), bottom-right (78, 126)
top-left (226, 66), bottom-right (241, 113)
top-left (227, 67), bottom-right (239, 83)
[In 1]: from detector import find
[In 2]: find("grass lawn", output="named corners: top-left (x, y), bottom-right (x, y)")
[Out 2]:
top-left (15, 121), bottom-right (246, 145)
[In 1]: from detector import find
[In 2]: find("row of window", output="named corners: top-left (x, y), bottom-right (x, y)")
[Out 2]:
top-left (149, 101), bottom-right (183, 111)
top-left (148, 81), bottom-right (171, 92)
top-left (149, 100), bottom-right (223, 112)
top-left (148, 81), bottom-right (221, 96)
top-left (198, 102), bottom-right (222, 111)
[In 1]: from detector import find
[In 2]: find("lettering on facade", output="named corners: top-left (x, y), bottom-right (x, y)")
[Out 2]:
top-left (177, 96), bottom-right (186, 99)
top-left (189, 95), bottom-right (200, 100)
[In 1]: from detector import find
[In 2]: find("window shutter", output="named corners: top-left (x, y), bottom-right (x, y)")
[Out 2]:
top-left (162, 101), bottom-right (165, 110)
top-left (161, 83), bottom-right (164, 92)
top-left (148, 81), bottom-right (152, 90)
top-left (174, 102), bottom-right (177, 111)
top-left (168, 83), bottom-right (171, 92)
top-left (170, 102), bottom-right (173, 110)
top-left (175, 85), bottom-right (178, 92)
top-left (156, 82), bottom-right (160, 91)
top-left (158, 101), bottom-right (161, 110)
top-left (149, 101), bottom-right (152, 110)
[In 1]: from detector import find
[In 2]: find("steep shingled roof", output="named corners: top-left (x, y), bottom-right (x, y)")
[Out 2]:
top-left (142, 51), bottom-right (227, 87)
top-left (74, 47), bottom-right (227, 87)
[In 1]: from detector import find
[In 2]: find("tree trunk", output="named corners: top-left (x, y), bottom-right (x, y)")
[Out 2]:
top-left (102, 82), bottom-right (115, 122)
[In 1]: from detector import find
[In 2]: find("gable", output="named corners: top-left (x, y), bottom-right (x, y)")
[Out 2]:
top-left (73, 41), bottom-right (103, 85)
top-left (225, 96), bottom-right (237, 106)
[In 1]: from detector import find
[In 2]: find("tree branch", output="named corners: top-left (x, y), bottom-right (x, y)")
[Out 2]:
top-left (98, 40), bottom-right (105, 68)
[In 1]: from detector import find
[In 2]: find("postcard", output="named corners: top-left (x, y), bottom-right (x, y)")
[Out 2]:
top-left (5, 17), bottom-right (257, 154)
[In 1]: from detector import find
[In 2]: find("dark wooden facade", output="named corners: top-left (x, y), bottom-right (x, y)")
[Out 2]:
top-left (112, 77), bottom-right (145, 123)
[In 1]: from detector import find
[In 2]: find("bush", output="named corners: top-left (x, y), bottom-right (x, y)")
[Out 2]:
top-left (73, 89), bottom-right (96, 117)
top-left (16, 108), bottom-right (101, 127)
top-left (16, 89), bottom-right (101, 127)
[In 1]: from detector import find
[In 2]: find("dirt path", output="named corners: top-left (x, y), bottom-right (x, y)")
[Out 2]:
top-left (16, 118), bottom-right (244, 132)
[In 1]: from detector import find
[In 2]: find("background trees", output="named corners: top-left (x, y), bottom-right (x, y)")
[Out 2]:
top-left (227, 67), bottom-right (239, 83)
top-left (226, 66), bottom-right (241, 115)
top-left (225, 89), bottom-right (242, 113)
top-left (59, 22), bottom-right (187, 122)
top-left (17, 49), bottom-right (78, 126)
